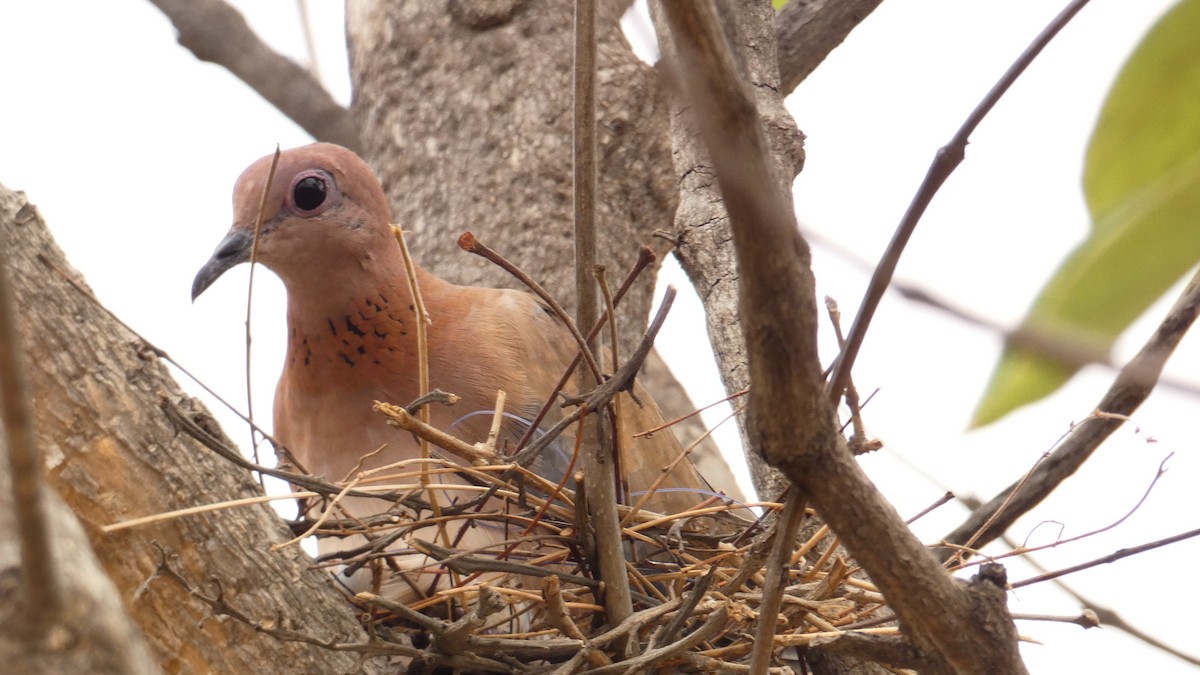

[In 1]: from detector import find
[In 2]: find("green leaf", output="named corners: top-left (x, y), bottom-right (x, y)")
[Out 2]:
top-left (972, 0), bottom-right (1200, 426)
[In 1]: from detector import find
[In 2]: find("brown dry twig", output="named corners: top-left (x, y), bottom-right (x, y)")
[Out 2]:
top-left (0, 203), bottom-right (62, 630)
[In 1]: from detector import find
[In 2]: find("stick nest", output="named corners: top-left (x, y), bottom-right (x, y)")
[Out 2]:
top-left (299, 446), bottom-right (891, 674)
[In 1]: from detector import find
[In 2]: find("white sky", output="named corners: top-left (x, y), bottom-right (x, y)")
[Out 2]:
top-left (1, 1), bottom-right (1194, 672)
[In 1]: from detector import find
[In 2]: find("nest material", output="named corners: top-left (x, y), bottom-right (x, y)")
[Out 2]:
top-left (301, 450), bottom-right (893, 674)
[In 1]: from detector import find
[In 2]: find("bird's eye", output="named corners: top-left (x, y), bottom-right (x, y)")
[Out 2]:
top-left (292, 175), bottom-right (328, 212)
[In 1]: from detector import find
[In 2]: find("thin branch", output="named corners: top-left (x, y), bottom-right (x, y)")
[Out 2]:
top-left (244, 145), bottom-right (279, 475)
top-left (37, 252), bottom-right (301, 470)
top-left (393, 226), bottom-right (452, 550)
top-left (158, 395), bottom-right (428, 506)
top-left (511, 246), bottom-right (655, 453)
top-left (1009, 611), bottom-right (1101, 629)
top-left (511, 288), bottom-right (677, 470)
top-left (584, 605), bottom-right (729, 675)
top-left (0, 205), bottom-right (61, 629)
top-left (147, 0), bottom-right (360, 150)
top-left (1010, 526), bottom-right (1200, 590)
top-left (942, 263), bottom-right (1200, 554)
top-left (827, 0), bottom-right (1094, 403)
top-left (660, 2), bottom-right (1028, 671)
top-left (1009, 561), bottom-right (1200, 667)
top-left (101, 491), bottom-right (319, 533)
top-left (749, 491), bottom-right (807, 674)
top-left (458, 232), bottom-right (603, 383)
top-left (950, 451), bottom-right (1172, 570)
top-left (373, 401), bottom-right (496, 466)
top-left (804, 226), bottom-right (1200, 399)
top-left (574, 0), bottom-right (631, 638)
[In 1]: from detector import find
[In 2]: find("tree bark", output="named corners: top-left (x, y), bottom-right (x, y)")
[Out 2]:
top-left (653, 0), bottom-right (805, 501)
top-left (348, 1), bottom-right (674, 347)
top-left (0, 461), bottom-right (159, 674)
top-left (346, 0), bottom-right (740, 495)
top-left (0, 186), bottom-right (383, 674)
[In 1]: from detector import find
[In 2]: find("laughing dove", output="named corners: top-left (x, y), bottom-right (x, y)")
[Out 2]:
top-left (192, 143), bottom-right (729, 601)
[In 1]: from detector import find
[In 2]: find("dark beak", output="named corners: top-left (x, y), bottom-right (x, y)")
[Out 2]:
top-left (191, 229), bottom-right (254, 301)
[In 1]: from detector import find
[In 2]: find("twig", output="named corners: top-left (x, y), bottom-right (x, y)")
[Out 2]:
top-left (825, 297), bottom-right (874, 454)
top-left (272, 477), bottom-right (360, 551)
top-left (244, 145), bottom-right (280, 476)
top-left (408, 539), bottom-right (669, 610)
top-left (951, 452), bottom-right (1173, 571)
top-left (827, 0), bottom-right (1094, 402)
top-left (656, 564), bottom-right (718, 647)
top-left (595, 265), bottom-right (629, 506)
top-left (434, 585), bottom-right (508, 655)
top-left (574, 0), bottom-right (628, 629)
top-left (355, 591), bottom-right (443, 631)
top-left (749, 490), bottom-right (807, 674)
top-left (632, 386), bottom-right (749, 438)
top-left (942, 261), bottom-right (1200, 555)
top-left (485, 390), bottom-right (508, 453)
top-left (542, 576), bottom-right (612, 667)
top-left (146, 0), bottom-right (359, 150)
top-left (458, 232), bottom-right (603, 384)
top-left (39, 253), bottom-right (299, 471)
top-left (620, 400), bottom-right (743, 527)
top-left (374, 402), bottom-right (496, 466)
top-left (600, 597), bottom-right (686, 641)
top-left (101, 491), bottom-right (319, 533)
top-left (0, 209), bottom-right (61, 628)
top-left (585, 605), bottom-right (729, 675)
top-left (393, 226), bottom-right (453, 551)
top-left (511, 246), bottom-right (655, 454)
top-left (992, 529), bottom-right (1200, 666)
top-left (906, 492), bottom-right (955, 525)
top-left (510, 288), bottom-right (676, 470)
top-left (1009, 611), bottom-right (1100, 628)
top-left (805, 226), bottom-right (1200, 399)
top-left (1011, 526), bottom-right (1200, 589)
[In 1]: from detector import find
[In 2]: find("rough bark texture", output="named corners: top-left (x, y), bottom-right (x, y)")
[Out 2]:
top-left (347, 1), bottom-right (673, 351)
top-left (0, 186), bottom-right (383, 674)
top-left (658, 2), bottom-right (1028, 671)
top-left (653, 0), bottom-right (806, 501)
top-left (345, 0), bottom-right (741, 497)
top-left (0, 468), bottom-right (159, 674)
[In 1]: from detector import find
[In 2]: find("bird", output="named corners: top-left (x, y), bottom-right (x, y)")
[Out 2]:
top-left (191, 143), bottom-right (734, 604)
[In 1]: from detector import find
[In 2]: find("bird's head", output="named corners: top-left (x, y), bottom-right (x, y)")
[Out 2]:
top-left (192, 143), bottom-right (394, 300)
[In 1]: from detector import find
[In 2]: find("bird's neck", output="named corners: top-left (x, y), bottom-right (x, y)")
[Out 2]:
top-left (280, 260), bottom-right (446, 393)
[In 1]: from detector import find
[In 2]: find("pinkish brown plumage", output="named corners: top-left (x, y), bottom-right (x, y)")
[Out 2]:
top-left (193, 143), bottom-right (720, 600)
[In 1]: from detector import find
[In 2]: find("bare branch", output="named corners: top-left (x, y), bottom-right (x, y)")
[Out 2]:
top-left (0, 203), bottom-right (61, 628)
top-left (1011, 527), bottom-right (1200, 590)
top-left (827, 0), bottom-right (1093, 402)
top-left (942, 264), bottom-right (1200, 554)
top-left (147, 0), bottom-right (360, 150)
top-left (659, 2), bottom-right (1027, 672)
top-left (775, 0), bottom-right (887, 94)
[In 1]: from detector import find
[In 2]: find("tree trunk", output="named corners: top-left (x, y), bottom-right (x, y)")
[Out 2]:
top-left (346, 0), bottom-right (741, 496)
top-left (0, 186), bottom-right (384, 673)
